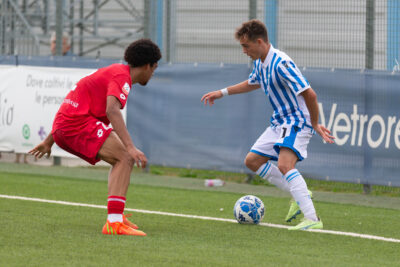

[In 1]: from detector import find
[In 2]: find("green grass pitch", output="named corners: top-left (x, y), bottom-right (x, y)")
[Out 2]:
top-left (0, 163), bottom-right (399, 266)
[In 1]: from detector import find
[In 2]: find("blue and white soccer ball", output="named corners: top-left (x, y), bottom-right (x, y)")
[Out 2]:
top-left (233, 195), bottom-right (265, 224)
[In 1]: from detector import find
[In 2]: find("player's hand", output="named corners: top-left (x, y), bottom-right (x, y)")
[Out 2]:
top-left (128, 146), bottom-right (147, 169)
top-left (314, 124), bottom-right (335, 144)
top-left (201, 90), bottom-right (223, 106)
top-left (29, 142), bottom-right (52, 159)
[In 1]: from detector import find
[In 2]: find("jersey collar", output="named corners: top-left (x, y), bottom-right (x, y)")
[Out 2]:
top-left (261, 44), bottom-right (275, 68)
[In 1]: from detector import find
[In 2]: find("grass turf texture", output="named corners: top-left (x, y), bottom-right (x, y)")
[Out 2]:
top-left (146, 165), bottom-right (400, 197)
top-left (0, 163), bottom-right (399, 266)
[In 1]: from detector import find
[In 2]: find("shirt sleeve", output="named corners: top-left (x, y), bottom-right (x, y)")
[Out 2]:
top-left (277, 60), bottom-right (310, 95)
top-left (107, 75), bottom-right (131, 109)
top-left (248, 60), bottom-right (261, 85)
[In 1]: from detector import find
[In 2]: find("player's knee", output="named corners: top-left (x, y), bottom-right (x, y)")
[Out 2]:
top-left (277, 163), bottom-right (291, 176)
top-left (244, 154), bottom-right (260, 172)
top-left (118, 150), bottom-right (135, 167)
top-left (124, 155), bottom-right (135, 168)
top-left (244, 154), bottom-right (253, 169)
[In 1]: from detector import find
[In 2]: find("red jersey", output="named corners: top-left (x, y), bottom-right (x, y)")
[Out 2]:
top-left (51, 64), bottom-right (131, 165)
top-left (56, 63), bottom-right (131, 125)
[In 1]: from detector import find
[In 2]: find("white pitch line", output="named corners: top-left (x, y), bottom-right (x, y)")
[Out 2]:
top-left (1, 194), bottom-right (399, 243)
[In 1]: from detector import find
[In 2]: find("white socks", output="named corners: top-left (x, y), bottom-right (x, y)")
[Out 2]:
top-left (284, 169), bottom-right (318, 221)
top-left (107, 214), bottom-right (123, 223)
top-left (256, 162), bottom-right (290, 192)
top-left (256, 163), bottom-right (318, 222)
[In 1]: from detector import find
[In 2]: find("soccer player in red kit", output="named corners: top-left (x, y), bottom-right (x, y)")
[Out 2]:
top-left (29, 39), bottom-right (161, 236)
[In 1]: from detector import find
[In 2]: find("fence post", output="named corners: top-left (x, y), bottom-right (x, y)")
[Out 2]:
top-left (55, 0), bottom-right (64, 56)
top-left (165, 0), bottom-right (176, 63)
top-left (365, 0), bottom-right (375, 69)
top-left (387, 0), bottom-right (400, 70)
top-left (69, 0), bottom-right (75, 54)
top-left (363, 184), bottom-right (372, 194)
top-left (1, 0), bottom-right (5, 54)
top-left (249, 0), bottom-right (257, 20)
top-left (53, 0), bottom-right (64, 165)
top-left (79, 0), bottom-right (84, 56)
top-left (53, 156), bottom-right (61, 166)
top-left (246, 173), bottom-right (254, 184)
top-left (363, 0), bottom-right (375, 193)
top-left (144, 0), bottom-right (163, 50)
top-left (264, 0), bottom-right (278, 47)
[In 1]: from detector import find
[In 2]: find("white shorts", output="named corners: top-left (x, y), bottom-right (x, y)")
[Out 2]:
top-left (250, 124), bottom-right (313, 161)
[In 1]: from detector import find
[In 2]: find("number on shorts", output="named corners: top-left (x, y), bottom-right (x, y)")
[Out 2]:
top-left (281, 127), bottom-right (287, 138)
top-left (96, 121), bottom-right (112, 130)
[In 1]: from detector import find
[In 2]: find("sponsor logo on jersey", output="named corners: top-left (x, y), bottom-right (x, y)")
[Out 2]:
top-left (283, 61), bottom-right (290, 69)
top-left (63, 98), bottom-right (79, 108)
top-left (120, 93), bottom-right (126, 100)
top-left (122, 82), bottom-right (130, 95)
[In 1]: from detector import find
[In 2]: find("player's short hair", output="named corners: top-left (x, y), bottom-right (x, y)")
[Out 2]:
top-left (235, 19), bottom-right (269, 43)
top-left (124, 39), bottom-right (162, 68)
top-left (50, 31), bottom-right (71, 46)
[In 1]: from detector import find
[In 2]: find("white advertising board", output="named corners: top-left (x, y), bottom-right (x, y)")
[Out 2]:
top-left (0, 65), bottom-right (127, 157)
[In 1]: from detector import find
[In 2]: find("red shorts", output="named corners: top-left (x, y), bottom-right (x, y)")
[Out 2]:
top-left (52, 113), bottom-right (113, 165)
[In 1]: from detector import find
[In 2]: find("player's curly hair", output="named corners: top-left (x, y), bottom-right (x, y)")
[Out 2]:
top-left (235, 19), bottom-right (269, 43)
top-left (124, 39), bottom-right (162, 67)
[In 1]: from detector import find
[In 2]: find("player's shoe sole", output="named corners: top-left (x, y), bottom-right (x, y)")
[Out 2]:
top-left (288, 218), bottom-right (323, 231)
top-left (285, 190), bottom-right (313, 222)
top-left (123, 213), bottom-right (139, 230)
top-left (102, 221), bottom-right (146, 236)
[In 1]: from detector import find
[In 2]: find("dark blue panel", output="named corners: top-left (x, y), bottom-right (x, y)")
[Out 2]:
top-left (128, 64), bottom-right (400, 187)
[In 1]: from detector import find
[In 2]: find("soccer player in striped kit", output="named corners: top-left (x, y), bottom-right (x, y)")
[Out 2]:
top-left (29, 39), bottom-right (161, 235)
top-left (201, 20), bottom-right (334, 230)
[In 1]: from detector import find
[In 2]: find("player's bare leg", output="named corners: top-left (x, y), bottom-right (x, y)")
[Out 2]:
top-left (245, 152), bottom-right (290, 192)
top-left (244, 152), bottom-right (268, 172)
top-left (97, 131), bottom-right (145, 236)
top-left (99, 132), bottom-right (134, 196)
top-left (276, 148), bottom-right (299, 175)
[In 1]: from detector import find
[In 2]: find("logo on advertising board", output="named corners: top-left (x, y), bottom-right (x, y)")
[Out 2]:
top-left (122, 82), bottom-right (130, 95)
top-left (21, 124), bottom-right (33, 147)
top-left (38, 126), bottom-right (47, 140)
top-left (319, 103), bottom-right (400, 150)
top-left (22, 124), bottom-right (30, 140)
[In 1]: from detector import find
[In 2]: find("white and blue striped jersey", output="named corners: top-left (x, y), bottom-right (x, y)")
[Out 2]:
top-left (248, 45), bottom-right (312, 129)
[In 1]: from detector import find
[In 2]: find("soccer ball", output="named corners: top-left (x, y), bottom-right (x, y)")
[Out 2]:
top-left (233, 195), bottom-right (265, 224)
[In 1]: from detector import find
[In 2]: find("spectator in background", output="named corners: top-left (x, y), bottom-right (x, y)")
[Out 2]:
top-left (50, 31), bottom-right (74, 56)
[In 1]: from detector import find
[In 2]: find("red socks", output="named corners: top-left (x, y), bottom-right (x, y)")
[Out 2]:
top-left (107, 196), bottom-right (126, 223)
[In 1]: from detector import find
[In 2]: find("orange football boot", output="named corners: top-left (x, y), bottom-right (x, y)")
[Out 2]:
top-left (102, 221), bottom-right (146, 236)
top-left (123, 213), bottom-right (139, 230)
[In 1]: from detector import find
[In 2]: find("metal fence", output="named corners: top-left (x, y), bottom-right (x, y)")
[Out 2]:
top-left (0, 0), bottom-right (399, 70)
top-left (171, 0), bottom-right (399, 70)
top-left (0, 0), bottom-right (144, 58)
top-left (0, 0), bottom-right (40, 56)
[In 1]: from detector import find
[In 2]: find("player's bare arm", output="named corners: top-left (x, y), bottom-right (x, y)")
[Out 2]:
top-left (301, 88), bottom-right (334, 144)
top-left (201, 80), bottom-right (260, 106)
top-left (28, 133), bottom-right (55, 159)
top-left (106, 95), bottom-right (147, 168)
